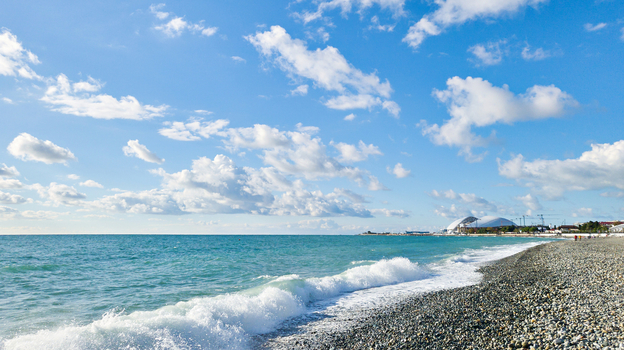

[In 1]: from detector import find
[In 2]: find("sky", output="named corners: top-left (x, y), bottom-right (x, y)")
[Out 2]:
top-left (0, 0), bottom-right (623, 234)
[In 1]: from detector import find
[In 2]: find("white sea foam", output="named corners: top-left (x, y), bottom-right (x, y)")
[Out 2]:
top-left (1, 241), bottom-right (547, 350)
top-left (1, 257), bottom-right (429, 350)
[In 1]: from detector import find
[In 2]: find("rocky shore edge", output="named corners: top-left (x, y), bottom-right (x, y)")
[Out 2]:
top-left (261, 238), bottom-right (624, 349)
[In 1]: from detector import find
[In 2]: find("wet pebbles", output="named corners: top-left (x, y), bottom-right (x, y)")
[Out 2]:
top-left (262, 238), bottom-right (624, 349)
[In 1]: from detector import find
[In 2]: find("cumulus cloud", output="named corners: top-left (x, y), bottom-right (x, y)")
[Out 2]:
top-left (584, 23), bottom-right (607, 32)
top-left (0, 28), bottom-right (41, 80)
top-left (0, 164), bottom-right (20, 177)
top-left (41, 74), bottom-right (168, 120)
top-left (31, 182), bottom-right (87, 206)
top-left (370, 208), bottom-right (410, 218)
top-left (369, 15), bottom-right (396, 32)
top-left (420, 76), bottom-right (578, 161)
top-left (344, 113), bottom-right (356, 121)
top-left (515, 193), bottom-right (542, 212)
top-left (231, 56), bottom-right (246, 63)
top-left (403, 0), bottom-right (547, 49)
top-left (123, 140), bottom-right (164, 164)
top-left (434, 204), bottom-right (475, 219)
top-left (150, 120), bottom-right (385, 191)
top-left (294, 0), bottom-right (405, 24)
top-left (0, 177), bottom-right (22, 189)
top-left (91, 155), bottom-right (378, 217)
top-left (7, 133), bottom-right (77, 164)
top-left (521, 45), bottom-right (551, 61)
top-left (218, 123), bottom-right (387, 190)
top-left (0, 206), bottom-right (68, 220)
top-left (67, 174), bottom-right (80, 180)
top-left (572, 207), bottom-right (593, 218)
top-left (150, 4), bottom-right (218, 38)
top-left (332, 140), bottom-right (382, 163)
top-left (498, 140), bottom-right (624, 199)
top-left (80, 180), bottom-right (104, 188)
top-left (430, 189), bottom-right (498, 212)
top-left (290, 84), bottom-right (309, 96)
top-left (159, 119), bottom-right (229, 141)
top-left (388, 163), bottom-right (411, 178)
top-left (0, 191), bottom-right (28, 204)
top-left (245, 26), bottom-right (398, 116)
top-left (468, 40), bottom-right (505, 66)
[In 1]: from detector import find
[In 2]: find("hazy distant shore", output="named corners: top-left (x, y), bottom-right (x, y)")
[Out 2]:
top-left (262, 238), bottom-right (624, 349)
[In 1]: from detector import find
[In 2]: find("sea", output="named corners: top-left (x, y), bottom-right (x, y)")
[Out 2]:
top-left (0, 234), bottom-right (551, 350)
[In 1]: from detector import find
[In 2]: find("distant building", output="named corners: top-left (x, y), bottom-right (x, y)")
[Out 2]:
top-left (559, 225), bottom-right (579, 233)
top-left (446, 216), bottom-right (515, 233)
top-left (609, 224), bottom-right (624, 233)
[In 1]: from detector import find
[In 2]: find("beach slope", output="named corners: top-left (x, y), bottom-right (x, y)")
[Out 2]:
top-left (264, 238), bottom-right (624, 349)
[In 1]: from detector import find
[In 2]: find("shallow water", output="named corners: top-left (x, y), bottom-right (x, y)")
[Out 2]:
top-left (0, 235), bottom-right (550, 349)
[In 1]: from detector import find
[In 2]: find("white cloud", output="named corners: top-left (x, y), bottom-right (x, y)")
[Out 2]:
top-left (0, 164), bottom-right (20, 177)
top-left (80, 180), bottom-right (104, 188)
top-left (498, 140), bottom-right (624, 199)
top-left (220, 124), bottom-right (387, 190)
top-left (149, 3), bottom-right (169, 20)
top-left (403, 0), bottom-right (547, 49)
top-left (521, 45), bottom-right (551, 61)
top-left (159, 119), bottom-right (229, 141)
top-left (370, 208), bottom-right (409, 218)
top-left (430, 189), bottom-right (498, 212)
top-left (332, 140), bottom-right (383, 163)
top-left (150, 4), bottom-right (218, 38)
top-left (344, 113), bottom-right (356, 121)
top-left (31, 182), bottom-right (87, 206)
top-left (601, 191), bottom-right (624, 198)
top-left (621, 27), bottom-right (624, 41)
top-left (0, 206), bottom-right (67, 220)
top-left (290, 84), bottom-right (309, 96)
top-left (222, 124), bottom-right (290, 150)
top-left (388, 163), bottom-right (411, 178)
top-left (434, 204), bottom-right (474, 220)
top-left (67, 174), bottom-right (80, 180)
top-left (8, 133), bottom-right (77, 164)
top-left (123, 140), bottom-right (164, 164)
top-left (584, 23), bottom-right (607, 32)
top-left (0, 28), bottom-right (41, 80)
top-left (41, 74), bottom-right (168, 120)
top-left (194, 110), bottom-right (213, 115)
top-left (515, 193), bottom-right (542, 211)
top-left (2, 97), bottom-right (14, 104)
top-left (161, 121), bottom-right (387, 191)
top-left (0, 191), bottom-right (28, 204)
top-left (468, 41), bottom-right (505, 66)
top-left (369, 16), bottom-right (396, 32)
top-left (0, 177), bottom-right (22, 189)
top-left (572, 207), bottom-right (593, 218)
top-left (245, 26), bottom-right (398, 116)
top-left (92, 155), bottom-right (378, 218)
top-left (295, 0), bottom-right (405, 24)
top-left (421, 76), bottom-right (578, 161)
top-left (231, 56), bottom-right (246, 63)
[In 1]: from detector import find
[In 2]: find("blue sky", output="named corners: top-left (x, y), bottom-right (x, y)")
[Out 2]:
top-left (0, 0), bottom-right (623, 233)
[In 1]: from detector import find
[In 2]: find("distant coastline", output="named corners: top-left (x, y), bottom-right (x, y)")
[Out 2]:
top-left (359, 231), bottom-right (619, 238)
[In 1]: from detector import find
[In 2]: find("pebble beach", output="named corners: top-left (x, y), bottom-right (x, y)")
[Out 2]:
top-left (262, 238), bottom-right (624, 349)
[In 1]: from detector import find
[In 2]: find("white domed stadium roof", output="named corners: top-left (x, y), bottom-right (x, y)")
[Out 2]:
top-left (473, 216), bottom-right (515, 228)
top-left (446, 216), bottom-right (516, 232)
top-left (446, 216), bottom-right (478, 231)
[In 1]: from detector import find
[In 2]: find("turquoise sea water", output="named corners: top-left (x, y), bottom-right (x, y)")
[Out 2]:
top-left (0, 235), bottom-right (550, 349)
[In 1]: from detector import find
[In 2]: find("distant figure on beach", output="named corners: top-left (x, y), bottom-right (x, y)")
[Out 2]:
top-left (574, 235), bottom-right (578, 241)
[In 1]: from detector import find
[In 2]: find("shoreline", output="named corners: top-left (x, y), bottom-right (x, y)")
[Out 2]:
top-left (261, 238), bottom-right (624, 349)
